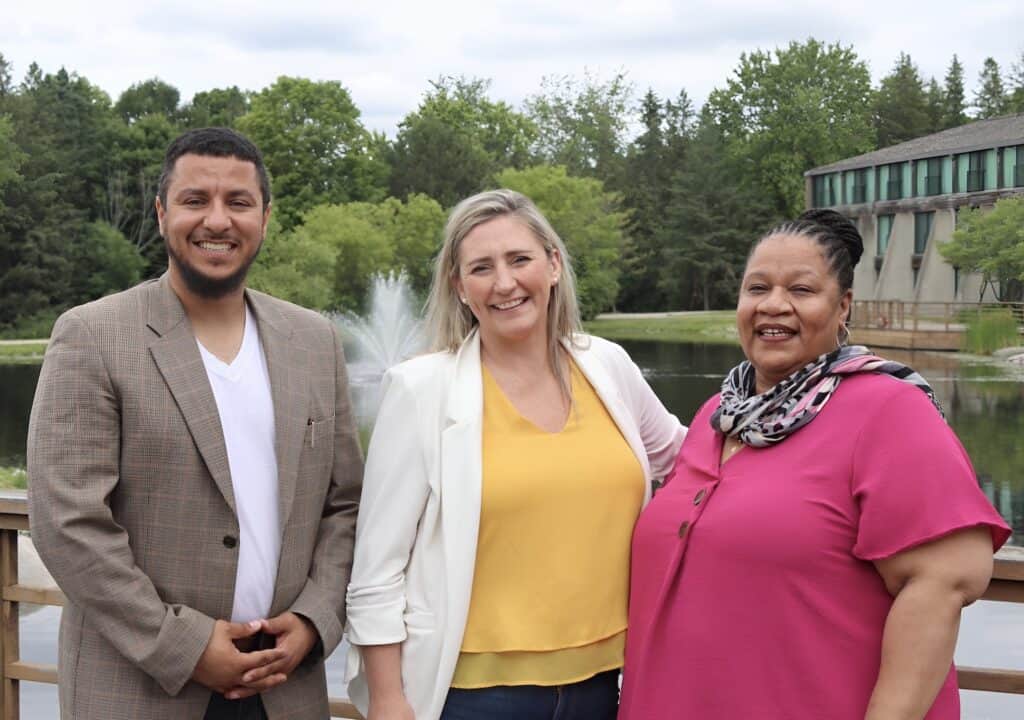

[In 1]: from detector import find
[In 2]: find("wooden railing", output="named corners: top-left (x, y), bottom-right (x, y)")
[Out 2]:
top-left (0, 490), bottom-right (1021, 717)
top-left (851, 300), bottom-right (1024, 333)
top-left (0, 491), bottom-right (363, 719)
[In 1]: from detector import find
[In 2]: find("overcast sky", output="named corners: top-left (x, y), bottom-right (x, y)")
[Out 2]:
top-left (2, 0), bottom-right (1022, 135)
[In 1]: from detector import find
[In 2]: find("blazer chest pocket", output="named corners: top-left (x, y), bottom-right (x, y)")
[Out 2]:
top-left (304, 415), bottom-right (335, 450)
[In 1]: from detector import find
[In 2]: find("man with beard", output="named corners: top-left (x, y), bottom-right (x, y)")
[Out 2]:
top-left (27, 127), bottom-right (362, 720)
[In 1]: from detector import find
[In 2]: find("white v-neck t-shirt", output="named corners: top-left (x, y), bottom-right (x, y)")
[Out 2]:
top-left (197, 305), bottom-right (280, 622)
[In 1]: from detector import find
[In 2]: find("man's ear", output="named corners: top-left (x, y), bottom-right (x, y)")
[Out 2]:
top-left (155, 196), bottom-right (166, 237)
top-left (262, 203), bottom-right (272, 239)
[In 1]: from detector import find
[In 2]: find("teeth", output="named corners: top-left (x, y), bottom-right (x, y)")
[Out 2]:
top-left (494, 298), bottom-right (526, 310)
top-left (761, 328), bottom-right (793, 337)
top-left (199, 242), bottom-right (232, 252)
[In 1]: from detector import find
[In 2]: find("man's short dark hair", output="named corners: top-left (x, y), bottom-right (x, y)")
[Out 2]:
top-left (157, 127), bottom-right (272, 211)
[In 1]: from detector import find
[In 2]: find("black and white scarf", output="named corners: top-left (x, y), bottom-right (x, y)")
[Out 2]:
top-left (710, 345), bottom-right (943, 448)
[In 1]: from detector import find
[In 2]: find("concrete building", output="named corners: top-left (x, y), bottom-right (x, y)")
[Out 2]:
top-left (805, 114), bottom-right (1024, 303)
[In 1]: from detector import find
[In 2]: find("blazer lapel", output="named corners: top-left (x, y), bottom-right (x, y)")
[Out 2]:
top-left (440, 331), bottom-right (484, 630)
top-left (246, 290), bottom-right (307, 535)
top-left (146, 275), bottom-right (236, 512)
top-left (569, 338), bottom-right (656, 505)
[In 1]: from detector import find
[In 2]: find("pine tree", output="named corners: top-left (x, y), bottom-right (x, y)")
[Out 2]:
top-left (974, 57), bottom-right (1008, 118)
top-left (941, 55), bottom-right (969, 128)
top-left (925, 78), bottom-right (944, 133)
top-left (1009, 50), bottom-right (1024, 113)
top-left (874, 53), bottom-right (930, 147)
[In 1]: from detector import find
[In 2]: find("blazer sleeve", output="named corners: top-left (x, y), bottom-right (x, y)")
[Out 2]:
top-left (288, 322), bottom-right (364, 656)
top-left (608, 340), bottom-right (687, 481)
top-left (26, 311), bottom-right (215, 696)
top-left (345, 366), bottom-right (431, 646)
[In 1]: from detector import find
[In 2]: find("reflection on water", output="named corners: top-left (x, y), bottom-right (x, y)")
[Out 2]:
top-left (0, 364), bottom-right (40, 467)
top-left (618, 340), bottom-right (1022, 545)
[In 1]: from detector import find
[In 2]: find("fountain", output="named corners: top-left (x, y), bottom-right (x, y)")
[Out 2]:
top-left (332, 272), bottom-right (426, 425)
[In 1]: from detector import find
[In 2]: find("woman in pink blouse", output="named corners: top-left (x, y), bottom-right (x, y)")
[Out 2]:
top-left (619, 209), bottom-right (1011, 720)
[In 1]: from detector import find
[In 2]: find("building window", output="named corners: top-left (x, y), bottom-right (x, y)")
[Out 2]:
top-left (877, 214), bottom-right (894, 256)
top-left (853, 169), bottom-right (868, 204)
top-left (954, 266), bottom-right (961, 297)
top-left (1016, 146), bottom-right (1024, 187)
top-left (813, 176), bottom-right (826, 207)
top-left (886, 164), bottom-right (902, 199)
top-left (925, 157), bottom-right (943, 195)
top-left (967, 151), bottom-right (985, 192)
top-left (914, 212), bottom-right (933, 255)
top-left (813, 175), bottom-right (837, 207)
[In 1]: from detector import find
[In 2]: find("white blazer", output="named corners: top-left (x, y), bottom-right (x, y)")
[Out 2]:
top-left (344, 331), bottom-right (686, 719)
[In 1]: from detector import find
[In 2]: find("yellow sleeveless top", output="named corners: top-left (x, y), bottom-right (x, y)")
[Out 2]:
top-left (450, 360), bottom-right (644, 688)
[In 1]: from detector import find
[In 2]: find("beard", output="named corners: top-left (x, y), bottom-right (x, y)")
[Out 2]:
top-left (164, 233), bottom-right (262, 299)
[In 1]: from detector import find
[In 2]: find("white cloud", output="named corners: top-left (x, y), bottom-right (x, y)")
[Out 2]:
top-left (1, 0), bottom-right (1021, 134)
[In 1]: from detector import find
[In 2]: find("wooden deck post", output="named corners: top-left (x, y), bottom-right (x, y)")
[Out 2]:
top-left (0, 528), bottom-right (19, 720)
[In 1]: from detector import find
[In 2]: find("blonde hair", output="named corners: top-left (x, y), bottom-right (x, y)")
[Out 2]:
top-left (424, 189), bottom-right (585, 397)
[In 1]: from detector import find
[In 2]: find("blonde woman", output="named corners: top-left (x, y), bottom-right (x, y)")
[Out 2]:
top-left (344, 189), bottom-right (685, 720)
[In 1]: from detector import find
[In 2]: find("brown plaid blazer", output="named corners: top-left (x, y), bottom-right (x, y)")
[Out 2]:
top-left (27, 275), bottom-right (362, 719)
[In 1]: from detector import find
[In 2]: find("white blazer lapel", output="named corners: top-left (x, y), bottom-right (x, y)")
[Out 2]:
top-left (439, 331), bottom-right (484, 634)
top-left (568, 339), bottom-right (655, 504)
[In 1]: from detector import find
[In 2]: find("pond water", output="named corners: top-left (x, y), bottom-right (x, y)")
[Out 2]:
top-left (3, 342), bottom-right (1023, 717)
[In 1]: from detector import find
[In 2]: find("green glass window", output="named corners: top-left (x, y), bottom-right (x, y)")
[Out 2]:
top-left (967, 151), bottom-right (985, 192)
top-left (1016, 147), bottom-right (1024, 187)
top-left (914, 212), bottom-right (933, 254)
top-left (813, 176), bottom-right (827, 207)
top-left (925, 158), bottom-right (943, 195)
top-left (886, 164), bottom-right (902, 199)
top-left (877, 214), bottom-right (894, 256)
top-left (853, 169), bottom-right (868, 204)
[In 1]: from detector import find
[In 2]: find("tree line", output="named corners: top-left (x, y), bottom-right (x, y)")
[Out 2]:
top-left (1, 42), bottom-right (1023, 335)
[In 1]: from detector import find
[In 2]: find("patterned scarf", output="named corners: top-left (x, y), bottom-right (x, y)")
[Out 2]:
top-left (710, 345), bottom-right (943, 447)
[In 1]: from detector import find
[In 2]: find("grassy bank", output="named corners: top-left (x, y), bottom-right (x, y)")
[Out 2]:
top-left (0, 342), bottom-right (48, 364)
top-left (585, 311), bottom-right (739, 345)
top-left (0, 467), bottom-right (27, 490)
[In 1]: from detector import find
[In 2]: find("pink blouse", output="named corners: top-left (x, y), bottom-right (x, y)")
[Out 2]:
top-left (619, 373), bottom-right (1011, 720)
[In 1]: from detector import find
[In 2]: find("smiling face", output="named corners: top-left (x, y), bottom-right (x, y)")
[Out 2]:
top-left (454, 214), bottom-right (561, 352)
top-left (155, 153), bottom-right (270, 301)
top-left (737, 232), bottom-right (852, 393)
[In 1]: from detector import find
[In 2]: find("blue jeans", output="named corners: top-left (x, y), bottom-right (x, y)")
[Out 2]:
top-left (440, 669), bottom-right (619, 720)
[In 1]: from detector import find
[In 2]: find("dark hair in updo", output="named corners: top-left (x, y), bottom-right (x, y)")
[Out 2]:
top-left (752, 209), bottom-right (864, 294)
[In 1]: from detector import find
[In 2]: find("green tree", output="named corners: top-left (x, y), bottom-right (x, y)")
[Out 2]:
top-left (375, 194), bottom-right (445, 295)
top-left (706, 39), bottom-right (874, 216)
top-left (925, 78), bottom-right (944, 134)
top-left (0, 53), bottom-right (13, 98)
top-left (326, 195), bottom-right (446, 297)
top-left (180, 86), bottom-right (250, 128)
top-left (874, 53), bottom-right (931, 148)
top-left (104, 112), bottom-right (178, 274)
top-left (114, 78), bottom-right (180, 124)
top-left (248, 217), bottom-right (337, 310)
top-left (0, 116), bottom-right (25, 195)
top-left (616, 89), bottom-right (696, 311)
top-left (942, 55), bottom-right (969, 129)
top-left (659, 113), bottom-right (778, 310)
top-left (939, 198), bottom-right (1024, 301)
top-left (1009, 51), bottom-right (1024, 113)
top-left (525, 71), bottom-right (634, 187)
top-left (237, 76), bottom-right (388, 228)
top-left (388, 77), bottom-right (535, 208)
top-left (0, 65), bottom-right (116, 331)
top-left (496, 165), bottom-right (624, 318)
top-left (71, 221), bottom-right (145, 299)
top-left (974, 57), bottom-right (1008, 119)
